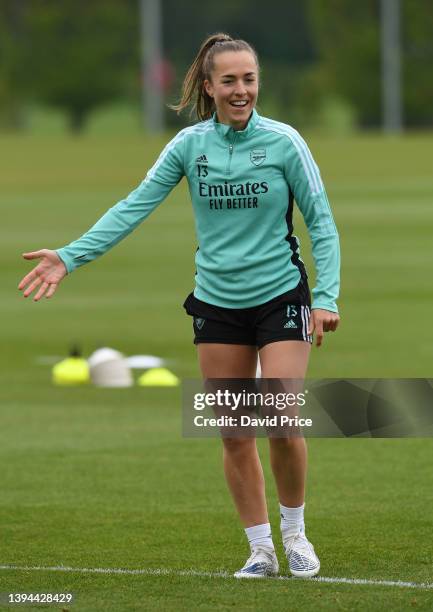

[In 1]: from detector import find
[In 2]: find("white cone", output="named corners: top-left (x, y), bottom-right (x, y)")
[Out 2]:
top-left (88, 347), bottom-right (133, 388)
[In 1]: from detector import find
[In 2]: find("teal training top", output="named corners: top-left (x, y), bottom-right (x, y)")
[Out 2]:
top-left (56, 109), bottom-right (340, 311)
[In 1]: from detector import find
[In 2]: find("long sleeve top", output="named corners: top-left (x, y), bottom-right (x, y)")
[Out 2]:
top-left (56, 109), bottom-right (340, 311)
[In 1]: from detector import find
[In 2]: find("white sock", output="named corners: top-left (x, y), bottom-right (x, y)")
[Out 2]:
top-left (245, 522), bottom-right (275, 551)
top-left (280, 502), bottom-right (305, 536)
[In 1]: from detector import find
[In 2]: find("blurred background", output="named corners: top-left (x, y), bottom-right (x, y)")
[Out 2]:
top-left (1, 0), bottom-right (432, 135)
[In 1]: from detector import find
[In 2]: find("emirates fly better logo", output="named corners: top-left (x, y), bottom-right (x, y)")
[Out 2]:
top-left (250, 148), bottom-right (266, 166)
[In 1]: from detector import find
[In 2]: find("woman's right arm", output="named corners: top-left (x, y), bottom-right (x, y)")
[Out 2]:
top-left (18, 131), bottom-right (187, 301)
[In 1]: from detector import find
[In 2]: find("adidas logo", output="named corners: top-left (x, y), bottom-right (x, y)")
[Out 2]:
top-left (284, 319), bottom-right (298, 329)
top-left (196, 154), bottom-right (208, 164)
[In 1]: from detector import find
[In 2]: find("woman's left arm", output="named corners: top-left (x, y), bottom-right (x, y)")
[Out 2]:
top-left (283, 132), bottom-right (340, 346)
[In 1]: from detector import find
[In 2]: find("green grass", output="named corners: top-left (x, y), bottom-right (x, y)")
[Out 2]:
top-left (1, 131), bottom-right (433, 610)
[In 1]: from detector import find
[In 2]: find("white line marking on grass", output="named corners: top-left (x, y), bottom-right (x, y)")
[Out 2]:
top-left (311, 576), bottom-right (433, 589)
top-left (0, 565), bottom-right (432, 590)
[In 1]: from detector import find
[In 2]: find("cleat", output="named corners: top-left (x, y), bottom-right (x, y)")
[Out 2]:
top-left (283, 532), bottom-right (320, 578)
top-left (234, 546), bottom-right (279, 579)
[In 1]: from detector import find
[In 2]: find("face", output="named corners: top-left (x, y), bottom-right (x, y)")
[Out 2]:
top-left (204, 50), bottom-right (259, 130)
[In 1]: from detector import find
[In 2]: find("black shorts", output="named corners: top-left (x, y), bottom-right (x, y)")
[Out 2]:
top-left (183, 279), bottom-right (313, 349)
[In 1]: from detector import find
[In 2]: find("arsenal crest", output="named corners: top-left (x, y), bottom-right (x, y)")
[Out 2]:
top-left (250, 149), bottom-right (266, 166)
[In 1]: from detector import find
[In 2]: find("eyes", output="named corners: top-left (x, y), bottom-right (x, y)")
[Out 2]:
top-left (221, 78), bottom-right (256, 85)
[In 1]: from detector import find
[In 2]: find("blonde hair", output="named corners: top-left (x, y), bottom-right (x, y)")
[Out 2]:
top-left (170, 33), bottom-right (259, 121)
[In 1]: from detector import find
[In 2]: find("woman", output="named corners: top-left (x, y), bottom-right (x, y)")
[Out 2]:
top-left (18, 33), bottom-right (340, 579)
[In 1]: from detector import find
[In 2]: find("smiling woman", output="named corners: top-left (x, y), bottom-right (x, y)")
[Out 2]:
top-left (204, 50), bottom-right (258, 131)
top-left (18, 32), bottom-right (340, 581)
top-left (170, 34), bottom-right (259, 128)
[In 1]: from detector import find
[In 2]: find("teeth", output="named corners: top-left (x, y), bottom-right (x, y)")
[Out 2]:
top-left (231, 101), bottom-right (247, 106)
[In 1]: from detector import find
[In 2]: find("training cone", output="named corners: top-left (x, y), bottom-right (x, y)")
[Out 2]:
top-left (88, 347), bottom-right (133, 388)
top-left (52, 357), bottom-right (90, 386)
top-left (138, 367), bottom-right (179, 387)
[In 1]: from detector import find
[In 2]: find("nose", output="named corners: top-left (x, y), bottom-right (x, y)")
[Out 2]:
top-left (234, 79), bottom-right (247, 96)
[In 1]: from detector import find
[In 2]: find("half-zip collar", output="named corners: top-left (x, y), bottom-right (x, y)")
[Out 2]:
top-left (212, 108), bottom-right (260, 141)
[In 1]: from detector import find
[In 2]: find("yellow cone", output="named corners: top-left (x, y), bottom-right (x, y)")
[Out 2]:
top-left (52, 357), bottom-right (90, 386)
top-left (138, 367), bottom-right (179, 387)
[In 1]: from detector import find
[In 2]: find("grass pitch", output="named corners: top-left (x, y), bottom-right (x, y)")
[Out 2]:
top-left (1, 130), bottom-right (432, 610)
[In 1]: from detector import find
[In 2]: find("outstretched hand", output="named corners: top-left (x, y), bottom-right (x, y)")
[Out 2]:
top-left (18, 249), bottom-right (67, 301)
top-left (308, 308), bottom-right (340, 347)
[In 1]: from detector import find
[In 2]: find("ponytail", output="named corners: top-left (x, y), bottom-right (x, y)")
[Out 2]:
top-left (170, 33), bottom-right (258, 121)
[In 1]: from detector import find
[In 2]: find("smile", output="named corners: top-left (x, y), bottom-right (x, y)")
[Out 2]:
top-left (230, 101), bottom-right (248, 107)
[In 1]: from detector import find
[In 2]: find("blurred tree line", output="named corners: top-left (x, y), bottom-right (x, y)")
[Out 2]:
top-left (0, 0), bottom-right (138, 131)
top-left (0, 0), bottom-right (432, 132)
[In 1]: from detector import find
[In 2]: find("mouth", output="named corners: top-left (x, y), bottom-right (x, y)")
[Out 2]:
top-left (229, 100), bottom-right (249, 109)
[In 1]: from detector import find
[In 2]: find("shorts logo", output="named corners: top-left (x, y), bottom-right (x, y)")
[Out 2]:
top-left (286, 305), bottom-right (297, 317)
top-left (250, 149), bottom-right (266, 166)
top-left (194, 317), bottom-right (206, 330)
top-left (284, 305), bottom-right (298, 329)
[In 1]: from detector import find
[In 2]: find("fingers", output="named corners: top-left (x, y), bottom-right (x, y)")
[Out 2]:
top-left (19, 264), bottom-right (62, 302)
top-left (323, 317), bottom-right (339, 332)
top-left (33, 282), bottom-right (49, 302)
top-left (22, 276), bottom-right (42, 298)
top-left (309, 309), bottom-right (340, 347)
top-left (307, 313), bottom-right (323, 347)
top-left (18, 269), bottom-right (39, 290)
top-left (19, 250), bottom-right (45, 291)
top-left (307, 311), bottom-right (315, 336)
top-left (328, 319), bottom-right (339, 332)
top-left (315, 320), bottom-right (324, 347)
top-left (45, 283), bottom-right (58, 299)
top-left (21, 278), bottom-right (58, 301)
top-left (327, 313), bottom-right (340, 332)
top-left (22, 250), bottom-right (46, 260)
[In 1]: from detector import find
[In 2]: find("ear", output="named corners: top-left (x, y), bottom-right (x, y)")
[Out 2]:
top-left (204, 79), bottom-right (214, 98)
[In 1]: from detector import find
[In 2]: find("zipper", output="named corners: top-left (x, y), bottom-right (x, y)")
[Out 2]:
top-left (226, 134), bottom-right (237, 176)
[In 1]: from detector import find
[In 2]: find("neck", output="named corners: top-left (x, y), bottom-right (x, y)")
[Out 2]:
top-left (216, 112), bottom-right (252, 131)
